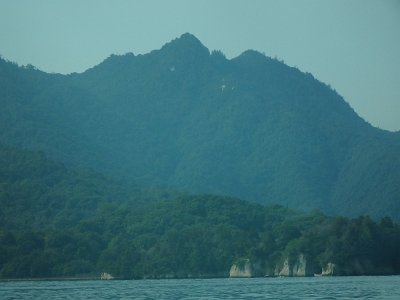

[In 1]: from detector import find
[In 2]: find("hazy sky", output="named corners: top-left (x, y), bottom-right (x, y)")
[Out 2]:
top-left (1, 0), bottom-right (399, 131)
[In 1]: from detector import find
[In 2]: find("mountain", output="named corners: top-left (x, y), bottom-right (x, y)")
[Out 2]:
top-left (0, 33), bottom-right (399, 220)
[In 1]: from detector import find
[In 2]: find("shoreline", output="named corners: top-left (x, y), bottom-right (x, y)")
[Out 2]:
top-left (0, 276), bottom-right (99, 282)
top-left (1, 274), bottom-right (399, 282)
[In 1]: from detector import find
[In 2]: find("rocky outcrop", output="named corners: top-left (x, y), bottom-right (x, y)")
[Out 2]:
top-left (229, 258), bottom-right (266, 278)
top-left (322, 262), bottom-right (336, 276)
top-left (228, 255), bottom-right (398, 278)
top-left (100, 272), bottom-right (114, 280)
top-left (274, 254), bottom-right (313, 277)
top-left (230, 254), bottom-right (315, 278)
top-left (292, 253), bottom-right (312, 276)
top-left (229, 259), bottom-right (254, 277)
top-left (320, 260), bottom-right (397, 276)
top-left (276, 257), bottom-right (291, 276)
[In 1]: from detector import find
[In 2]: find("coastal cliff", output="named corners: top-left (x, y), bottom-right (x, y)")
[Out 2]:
top-left (229, 259), bottom-right (254, 278)
top-left (229, 254), bottom-right (313, 278)
top-left (274, 254), bottom-right (313, 277)
top-left (322, 263), bottom-right (336, 276)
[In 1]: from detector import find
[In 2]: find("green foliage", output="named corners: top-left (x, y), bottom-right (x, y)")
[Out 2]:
top-left (0, 34), bottom-right (400, 279)
top-left (0, 144), bottom-right (167, 230)
top-left (1, 191), bottom-right (400, 278)
top-left (1, 34), bottom-right (399, 220)
top-left (0, 146), bottom-right (398, 278)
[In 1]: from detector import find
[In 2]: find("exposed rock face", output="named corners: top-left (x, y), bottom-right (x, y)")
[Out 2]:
top-left (292, 253), bottom-right (312, 276)
top-left (100, 272), bottom-right (114, 280)
top-left (274, 254), bottom-right (313, 277)
top-left (320, 260), bottom-right (396, 276)
top-left (322, 262), bottom-right (336, 276)
top-left (229, 259), bottom-right (254, 277)
top-left (276, 257), bottom-right (291, 276)
top-left (230, 254), bottom-right (315, 278)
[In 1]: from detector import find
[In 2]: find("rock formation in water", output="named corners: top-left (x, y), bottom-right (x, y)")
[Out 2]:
top-left (100, 272), bottom-right (114, 280)
top-left (230, 254), bottom-right (314, 278)
top-left (274, 254), bottom-right (313, 277)
top-left (229, 259), bottom-right (254, 278)
top-left (321, 262), bottom-right (336, 276)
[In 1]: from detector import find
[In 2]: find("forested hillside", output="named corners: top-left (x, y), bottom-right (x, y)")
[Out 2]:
top-left (0, 144), bottom-right (170, 230)
top-left (0, 146), bottom-right (399, 279)
top-left (0, 33), bottom-right (399, 220)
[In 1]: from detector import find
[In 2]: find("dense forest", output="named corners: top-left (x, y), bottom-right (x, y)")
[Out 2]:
top-left (0, 33), bottom-right (399, 220)
top-left (1, 34), bottom-right (399, 279)
top-left (1, 146), bottom-right (399, 279)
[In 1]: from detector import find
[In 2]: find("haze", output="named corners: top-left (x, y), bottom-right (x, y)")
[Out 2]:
top-left (0, 0), bottom-right (399, 131)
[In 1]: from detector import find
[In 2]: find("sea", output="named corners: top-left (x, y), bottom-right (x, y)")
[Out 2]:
top-left (1, 276), bottom-right (399, 299)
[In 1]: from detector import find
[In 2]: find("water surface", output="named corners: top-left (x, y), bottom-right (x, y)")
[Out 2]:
top-left (1, 276), bottom-right (399, 299)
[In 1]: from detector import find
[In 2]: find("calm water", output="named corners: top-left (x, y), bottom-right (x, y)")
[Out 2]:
top-left (1, 276), bottom-right (399, 299)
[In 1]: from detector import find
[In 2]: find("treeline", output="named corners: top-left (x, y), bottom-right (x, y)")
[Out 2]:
top-left (0, 145), bottom-right (400, 279)
top-left (1, 196), bottom-right (400, 279)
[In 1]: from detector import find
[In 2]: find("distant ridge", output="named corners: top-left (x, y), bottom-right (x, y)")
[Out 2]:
top-left (0, 33), bottom-right (399, 220)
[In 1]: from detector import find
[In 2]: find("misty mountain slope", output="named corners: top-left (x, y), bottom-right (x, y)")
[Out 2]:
top-left (0, 33), bottom-right (399, 219)
top-left (330, 132), bottom-right (400, 217)
top-left (0, 59), bottom-right (109, 170)
top-left (0, 144), bottom-right (172, 230)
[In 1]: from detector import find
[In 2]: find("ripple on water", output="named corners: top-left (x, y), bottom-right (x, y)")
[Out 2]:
top-left (0, 276), bottom-right (399, 300)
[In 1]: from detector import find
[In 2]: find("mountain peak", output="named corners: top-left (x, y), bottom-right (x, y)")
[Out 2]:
top-left (233, 49), bottom-right (268, 65)
top-left (171, 33), bottom-right (204, 48)
top-left (160, 33), bottom-right (209, 58)
top-left (178, 32), bottom-right (202, 44)
top-left (2, 33), bottom-right (399, 221)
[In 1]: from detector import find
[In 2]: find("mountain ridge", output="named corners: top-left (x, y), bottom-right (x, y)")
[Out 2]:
top-left (0, 33), bottom-right (399, 220)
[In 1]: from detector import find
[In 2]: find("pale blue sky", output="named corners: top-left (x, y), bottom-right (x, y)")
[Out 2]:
top-left (0, 0), bottom-right (399, 131)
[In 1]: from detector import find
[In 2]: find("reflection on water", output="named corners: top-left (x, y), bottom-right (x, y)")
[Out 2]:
top-left (0, 276), bottom-right (399, 299)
